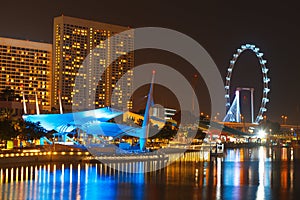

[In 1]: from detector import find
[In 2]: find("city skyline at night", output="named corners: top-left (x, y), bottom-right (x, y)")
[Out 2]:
top-left (1, 2), bottom-right (300, 199)
top-left (0, 1), bottom-right (299, 124)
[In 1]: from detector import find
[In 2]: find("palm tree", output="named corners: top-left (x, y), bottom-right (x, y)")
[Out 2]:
top-left (18, 121), bottom-right (47, 141)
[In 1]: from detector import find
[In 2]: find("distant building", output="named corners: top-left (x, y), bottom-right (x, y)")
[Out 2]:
top-left (0, 37), bottom-right (52, 112)
top-left (151, 104), bottom-right (165, 120)
top-left (164, 108), bottom-right (177, 120)
top-left (53, 16), bottom-right (134, 112)
top-left (151, 105), bottom-right (177, 120)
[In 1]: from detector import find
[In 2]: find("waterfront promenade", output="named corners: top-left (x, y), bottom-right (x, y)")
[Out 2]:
top-left (1, 141), bottom-right (298, 166)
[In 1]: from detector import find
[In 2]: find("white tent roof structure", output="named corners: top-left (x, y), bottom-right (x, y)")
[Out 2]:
top-left (22, 107), bottom-right (141, 137)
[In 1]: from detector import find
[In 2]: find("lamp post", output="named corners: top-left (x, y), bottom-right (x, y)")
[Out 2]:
top-left (241, 114), bottom-right (246, 132)
top-left (285, 116), bottom-right (288, 125)
top-left (192, 74), bottom-right (198, 116)
top-left (206, 115), bottom-right (210, 120)
top-left (263, 115), bottom-right (267, 123)
top-left (281, 115), bottom-right (288, 125)
top-left (214, 112), bottom-right (220, 122)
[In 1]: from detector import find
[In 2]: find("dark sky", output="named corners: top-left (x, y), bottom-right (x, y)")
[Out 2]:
top-left (0, 0), bottom-right (299, 124)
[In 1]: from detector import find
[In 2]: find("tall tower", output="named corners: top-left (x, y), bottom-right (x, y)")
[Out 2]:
top-left (53, 16), bottom-right (134, 112)
top-left (0, 37), bottom-right (52, 112)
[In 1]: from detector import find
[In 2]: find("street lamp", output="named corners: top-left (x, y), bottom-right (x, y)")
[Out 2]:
top-left (281, 115), bottom-right (288, 125)
top-left (192, 74), bottom-right (198, 116)
top-left (241, 115), bottom-right (244, 122)
top-left (285, 116), bottom-right (288, 124)
top-left (263, 115), bottom-right (267, 123)
top-left (206, 115), bottom-right (210, 120)
top-left (291, 128), bottom-right (294, 137)
top-left (214, 112), bottom-right (220, 122)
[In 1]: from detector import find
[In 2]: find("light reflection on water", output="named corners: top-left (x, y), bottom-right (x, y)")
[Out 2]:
top-left (1, 146), bottom-right (300, 199)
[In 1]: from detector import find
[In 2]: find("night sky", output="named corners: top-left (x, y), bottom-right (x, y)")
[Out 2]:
top-left (0, 1), bottom-right (299, 124)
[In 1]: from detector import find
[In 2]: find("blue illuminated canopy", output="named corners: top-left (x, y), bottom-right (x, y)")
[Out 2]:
top-left (22, 107), bottom-right (141, 137)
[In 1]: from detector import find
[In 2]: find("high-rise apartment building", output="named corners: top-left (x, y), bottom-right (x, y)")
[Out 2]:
top-left (0, 37), bottom-right (52, 112)
top-left (53, 16), bottom-right (134, 112)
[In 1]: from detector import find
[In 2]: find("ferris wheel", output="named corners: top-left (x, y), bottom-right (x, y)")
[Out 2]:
top-left (225, 44), bottom-right (270, 124)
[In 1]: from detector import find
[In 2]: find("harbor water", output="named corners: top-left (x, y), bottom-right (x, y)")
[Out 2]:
top-left (1, 146), bottom-right (300, 199)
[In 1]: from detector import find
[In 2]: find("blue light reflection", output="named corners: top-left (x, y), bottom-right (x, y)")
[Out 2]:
top-left (0, 163), bottom-right (147, 200)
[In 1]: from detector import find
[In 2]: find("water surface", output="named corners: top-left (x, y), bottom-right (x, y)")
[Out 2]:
top-left (1, 147), bottom-right (299, 199)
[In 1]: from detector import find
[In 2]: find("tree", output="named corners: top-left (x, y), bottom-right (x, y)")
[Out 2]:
top-left (0, 87), bottom-right (16, 101)
top-left (136, 118), bottom-right (143, 126)
top-left (149, 124), bottom-right (159, 137)
top-left (260, 120), bottom-right (281, 134)
top-left (0, 119), bottom-right (43, 141)
top-left (19, 121), bottom-right (47, 141)
top-left (0, 120), bottom-right (18, 140)
top-left (194, 128), bottom-right (206, 140)
top-left (124, 117), bottom-right (138, 127)
top-left (149, 121), bottom-right (178, 140)
top-left (0, 107), bottom-right (14, 120)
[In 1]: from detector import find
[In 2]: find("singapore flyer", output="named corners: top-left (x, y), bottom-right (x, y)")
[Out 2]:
top-left (225, 44), bottom-right (270, 124)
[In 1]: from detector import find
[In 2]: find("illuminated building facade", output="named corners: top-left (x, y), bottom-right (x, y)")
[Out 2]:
top-left (53, 16), bottom-right (134, 112)
top-left (164, 108), bottom-right (177, 120)
top-left (0, 37), bottom-right (52, 112)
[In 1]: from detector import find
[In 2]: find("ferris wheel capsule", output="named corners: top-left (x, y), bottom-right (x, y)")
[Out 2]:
top-left (262, 68), bottom-right (269, 73)
top-left (260, 60), bottom-right (267, 64)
